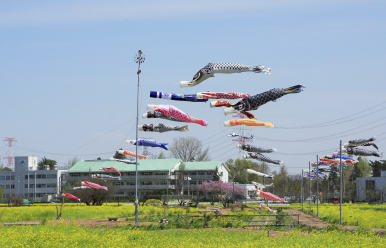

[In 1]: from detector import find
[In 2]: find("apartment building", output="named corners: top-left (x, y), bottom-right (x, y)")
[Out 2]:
top-left (0, 156), bottom-right (66, 202)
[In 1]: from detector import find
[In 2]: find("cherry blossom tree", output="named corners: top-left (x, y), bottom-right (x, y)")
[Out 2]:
top-left (199, 180), bottom-right (245, 206)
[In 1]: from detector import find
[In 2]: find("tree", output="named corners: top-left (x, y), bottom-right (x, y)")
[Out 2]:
top-left (66, 157), bottom-right (80, 169)
top-left (169, 137), bottom-right (210, 162)
top-left (113, 148), bottom-right (127, 160)
top-left (226, 158), bottom-right (266, 184)
top-left (199, 181), bottom-right (244, 206)
top-left (212, 167), bottom-right (220, 181)
top-left (175, 163), bottom-right (186, 195)
top-left (38, 157), bottom-right (57, 170)
top-left (0, 160), bottom-right (12, 172)
top-left (369, 160), bottom-right (386, 177)
top-left (157, 151), bottom-right (166, 159)
top-left (71, 177), bottom-right (116, 206)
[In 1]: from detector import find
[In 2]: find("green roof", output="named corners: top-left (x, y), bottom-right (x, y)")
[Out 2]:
top-left (176, 161), bottom-right (225, 171)
top-left (67, 159), bottom-right (181, 173)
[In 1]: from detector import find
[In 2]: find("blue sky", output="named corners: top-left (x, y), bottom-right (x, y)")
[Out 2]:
top-left (1, 0), bottom-right (385, 174)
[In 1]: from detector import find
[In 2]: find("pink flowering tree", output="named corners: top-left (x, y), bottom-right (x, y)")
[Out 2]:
top-left (199, 181), bottom-right (245, 207)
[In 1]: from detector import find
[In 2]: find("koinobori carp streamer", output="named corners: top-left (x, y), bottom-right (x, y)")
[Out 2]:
top-left (139, 123), bottom-right (189, 133)
top-left (147, 104), bottom-right (208, 126)
top-left (180, 62), bottom-right (271, 87)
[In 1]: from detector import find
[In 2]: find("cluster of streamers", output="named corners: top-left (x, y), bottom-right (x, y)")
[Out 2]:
top-left (254, 189), bottom-right (285, 202)
top-left (224, 119), bottom-right (274, 128)
top-left (100, 167), bottom-right (121, 176)
top-left (138, 123), bottom-right (189, 133)
top-left (92, 174), bottom-right (121, 180)
top-left (110, 157), bottom-right (138, 165)
top-left (118, 150), bottom-right (148, 159)
top-left (63, 193), bottom-right (80, 201)
top-left (237, 144), bottom-right (277, 153)
top-left (246, 169), bottom-right (274, 179)
top-left (81, 181), bottom-right (108, 191)
top-left (150, 91), bottom-right (208, 102)
top-left (180, 62), bottom-right (271, 88)
top-left (196, 91), bottom-right (250, 99)
top-left (145, 104), bottom-right (208, 126)
top-left (343, 136), bottom-right (382, 157)
top-left (126, 139), bottom-right (168, 151)
top-left (228, 133), bottom-right (253, 139)
top-left (260, 204), bottom-right (277, 214)
top-left (210, 85), bottom-right (306, 118)
top-left (244, 152), bottom-right (283, 166)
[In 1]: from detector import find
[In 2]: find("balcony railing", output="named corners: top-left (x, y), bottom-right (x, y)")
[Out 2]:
top-left (119, 185), bottom-right (175, 189)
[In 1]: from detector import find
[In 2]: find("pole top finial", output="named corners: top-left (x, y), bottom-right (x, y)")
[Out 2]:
top-left (138, 50), bottom-right (143, 55)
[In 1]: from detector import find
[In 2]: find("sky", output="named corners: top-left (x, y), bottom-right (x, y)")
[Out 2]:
top-left (1, 0), bottom-right (386, 174)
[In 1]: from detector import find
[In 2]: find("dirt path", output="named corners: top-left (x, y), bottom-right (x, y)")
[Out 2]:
top-left (285, 208), bottom-right (386, 234)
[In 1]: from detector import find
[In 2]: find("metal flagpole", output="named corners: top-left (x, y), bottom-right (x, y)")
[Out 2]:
top-left (134, 50), bottom-right (145, 227)
top-left (339, 140), bottom-right (343, 225)
top-left (301, 169), bottom-right (304, 211)
top-left (316, 155), bottom-right (319, 217)
top-left (309, 162), bottom-right (311, 211)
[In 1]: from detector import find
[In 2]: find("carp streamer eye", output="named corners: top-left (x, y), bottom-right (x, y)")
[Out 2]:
top-left (192, 70), bottom-right (204, 81)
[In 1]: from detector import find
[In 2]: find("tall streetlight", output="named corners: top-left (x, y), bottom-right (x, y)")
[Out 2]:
top-left (134, 50), bottom-right (145, 227)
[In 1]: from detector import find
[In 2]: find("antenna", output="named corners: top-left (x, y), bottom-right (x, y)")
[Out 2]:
top-left (3, 137), bottom-right (17, 170)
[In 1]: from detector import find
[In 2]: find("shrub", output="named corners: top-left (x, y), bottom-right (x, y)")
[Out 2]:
top-left (145, 199), bottom-right (163, 206)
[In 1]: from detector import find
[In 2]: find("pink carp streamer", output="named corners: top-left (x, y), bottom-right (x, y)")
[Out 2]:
top-left (82, 181), bottom-right (108, 191)
top-left (224, 119), bottom-right (273, 127)
top-left (260, 204), bottom-right (276, 214)
top-left (255, 189), bottom-right (284, 202)
top-left (118, 149), bottom-right (148, 159)
top-left (147, 104), bottom-right (208, 126)
top-left (197, 91), bottom-right (250, 99)
top-left (99, 167), bottom-right (122, 176)
top-left (63, 193), bottom-right (80, 201)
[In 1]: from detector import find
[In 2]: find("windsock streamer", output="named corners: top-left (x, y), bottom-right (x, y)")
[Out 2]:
top-left (126, 139), bottom-right (168, 151)
top-left (99, 167), bottom-right (122, 176)
top-left (344, 136), bottom-right (377, 147)
top-left (260, 204), bottom-right (277, 214)
top-left (252, 181), bottom-right (273, 189)
top-left (63, 193), bottom-right (80, 201)
top-left (255, 189), bottom-right (284, 202)
top-left (237, 144), bottom-right (277, 153)
top-left (92, 174), bottom-right (121, 180)
top-left (345, 147), bottom-right (383, 158)
top-left (118, 149), bottom-right (148, 159)
top-left (143, 111), bottom-right (186, 123)
top-left (150, 91), bottom-right (208, 102)
top-left (146, 104), bottom-right (208, 126)
top-left (221, 85), bottom-right (306, 116)
top-left (73, 186), bottom-right (90, 190)
top-left (180, 62), bottom-right (271, 88)
top-left (197, 91), bottom-right (251, 99)
top-left (244, 152), bottom-right (283, 166)
top-left (139, 123), bottom-right (189, 133)
top-left (224, 119), bottom-right (274, 127)
top-left (228, 133), bottom-right (254, 140)
top-left (247, 169), bottom-right (273, 179)
top-left (110, 157), bottom-right (138, 165)
top-left (82, 181), bottom-right (108, 191)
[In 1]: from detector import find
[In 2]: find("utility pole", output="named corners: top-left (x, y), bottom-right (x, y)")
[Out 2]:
top-left (316, 155), bottom-right (319, 217)
top-left (309, 161), bottom-right (311, 211)
top-left (339, 140), bottom-right (343, 225)
top-left (301, 169), bottom-right (304, 211)
top-left (134, 50), bottom-right (145, 227)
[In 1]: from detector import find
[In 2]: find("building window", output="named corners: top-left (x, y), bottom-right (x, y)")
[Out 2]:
top-left (190, 172), bottom-right (197, 175)
top-left (207, 172), bottom-right (212, 175)
top-left (29, 175), bottom-right (35, 179)
top-left (30, 184), bottom-right (35, 188)
top-left (47, 174), bottom-right (51, 179)
top-left (140, 181), bottom-right (152, 185)
top-left (126, 182), bottom-right (135, 185)
top-left (198, 181), bottom-right (203, 185)
top-left (25, 175), bottom-right (28, 179)
top-left (41, 175), bottom-right (46, 179)
top-left (142, 172), bottom-right (152, 175)
top-left (127, 172), bottom-right (135, 176)
top-left (155, 172), bottom-right (167, 175)
top-left (198, 172), bottom-right (205, 175)
top-left (190, 181), bottom-right (197, 185)
top-left (25, 184), bottom-right (28, 188)
top-left (0, 176), bottom-right (5, 180)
